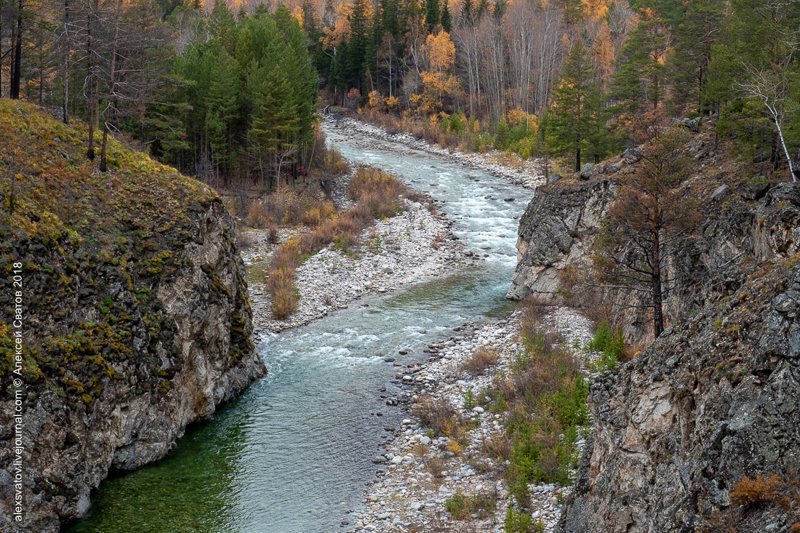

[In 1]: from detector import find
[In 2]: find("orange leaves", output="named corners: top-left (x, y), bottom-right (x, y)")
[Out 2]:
top-left (424, 31), bottom-right (457, 72)
top-left (580, 0), bottom-right (611, 21)
top-left (419, 31), bottom-right (461, 113)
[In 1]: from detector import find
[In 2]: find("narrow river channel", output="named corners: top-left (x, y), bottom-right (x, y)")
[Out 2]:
top-left (68, 123), bottom-right (534, 532)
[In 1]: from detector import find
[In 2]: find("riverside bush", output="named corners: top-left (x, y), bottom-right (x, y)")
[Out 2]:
top-left (496, 299), bottom-right (589, 507)
top-left (267, 167), bottom-right (411, 319)
top-left (445, 491), bottom-right (497, 520)
top-left (505, 506), bottom-right (544, 533)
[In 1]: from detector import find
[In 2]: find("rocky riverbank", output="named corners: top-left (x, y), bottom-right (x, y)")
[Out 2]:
top-left (242, 197), bottom-right (477, 333)
top-left (346, 307), bottom-right (596, 532)
top-left (325, 116), bottom-right (544, 190)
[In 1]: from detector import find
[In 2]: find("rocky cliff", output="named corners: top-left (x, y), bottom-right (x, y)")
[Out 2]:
top-left (507, 124), bottom-right (800, 530)
top-left (508, 131), bottom-right (795, 344)
top-left (0, 101), bottom-right (265, 530)
top-left (560, 234), bottom-right (800, 532)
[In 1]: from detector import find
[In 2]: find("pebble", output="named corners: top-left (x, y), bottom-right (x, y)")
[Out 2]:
top-left (349, 309), bottom-right (593, 533)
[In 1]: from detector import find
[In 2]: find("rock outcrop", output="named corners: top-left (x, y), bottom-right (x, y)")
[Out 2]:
top-left (0, 101), bottom-right (265, 530)
top-left (506, 178), bottom-right (617, 302)
top-left (506, 124), bottom-right (800, 530)
top-left (560, 249), bottom-right (800, 532)
top-left (508, 130), bottom-right (800, 344)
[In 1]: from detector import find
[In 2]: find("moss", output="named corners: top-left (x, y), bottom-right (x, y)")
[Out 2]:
top-left (0, 100), bottom-right (249, 406)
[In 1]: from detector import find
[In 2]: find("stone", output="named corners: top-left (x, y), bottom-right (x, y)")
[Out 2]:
top-left (711, 184), bottom-right (731, 201)
top-left (622, 146), bottom-right (643, 163)
top-left (579, 163), bottom-right (595, 180)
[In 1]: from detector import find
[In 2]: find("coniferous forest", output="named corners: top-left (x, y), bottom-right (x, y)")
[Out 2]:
top-left (0, 0), bottom-right (797, 184)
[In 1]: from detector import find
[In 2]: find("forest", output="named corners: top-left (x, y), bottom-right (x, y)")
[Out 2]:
top-left (0, 0), bottom-right (798, 184)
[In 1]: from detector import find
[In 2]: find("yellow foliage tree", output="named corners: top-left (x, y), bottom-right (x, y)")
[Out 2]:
top-left (419, 31), bottom-right (460, 113)
top-left (593, 21), bottom-right (615, 88)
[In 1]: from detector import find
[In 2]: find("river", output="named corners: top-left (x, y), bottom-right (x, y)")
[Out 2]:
top-left (68, 123), bottom-right (534, 533)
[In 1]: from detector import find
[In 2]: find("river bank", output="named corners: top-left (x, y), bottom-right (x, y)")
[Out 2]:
top-left (325, 116), bottom-right (544, 190)
top-left (241, 195), bottom-right (477, 333)
top-left (347, 307), bottom-right (595, 532)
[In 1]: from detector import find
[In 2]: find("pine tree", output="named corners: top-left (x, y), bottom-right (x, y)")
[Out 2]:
top-left (347, 0), bottom-right (369, 91)
top-left (424, 0), bottom-right (439, 31)
top-left (546, 41), bottom-right (606, 172)
top-left (440, 0), bottom-right (451, 32)
top-left (669, 0), bottom-right (723, 114)
top-left (611, 8), bottom-right (670, 116)
top-left (206, 45), bottom-right (240, 176)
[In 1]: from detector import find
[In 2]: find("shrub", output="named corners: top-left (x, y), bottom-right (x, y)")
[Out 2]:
top-left (496, 303), bottom-right (591, 506)
top-left (505, 507), bottom-right (543, 533)
top-left (462, 346), bottom-right (500, 376)
top-left (321, 147), bottom-right (350, 176)
top-left (268, 226), bottom-right (279, 245)
top-left (445, 491), bottom-right (497, 520)
top-left (271, 286), bottom-right (299, 319)
top-left (424, 454), bottom-right (446, 480)
top-left (588, 320), bottom-right (625, 371)
top-left (246, 201), bottom-right (271, 228)
top-left (413, 398), bottom-right (463, 440)
top-left (729, 474), bottom-right (783, 507)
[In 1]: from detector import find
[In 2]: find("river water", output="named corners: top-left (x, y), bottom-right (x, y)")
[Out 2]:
top-left (68, 124), bottom-right (534, 532)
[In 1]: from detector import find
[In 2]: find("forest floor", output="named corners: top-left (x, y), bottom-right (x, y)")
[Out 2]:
top-left (325, 115), bottom-right (544, 190)
top-left (345, 307), bottom-right (595, 532)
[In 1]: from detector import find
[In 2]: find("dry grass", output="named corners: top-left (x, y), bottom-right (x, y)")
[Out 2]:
top-left (462, 346), bottom-right (500, 376)
top-left (245, 190), bottom-right (336, 229)
top-left (266, 166), bottom-right (411, 319)
top-left (413, 397), bottom-right (464, 441)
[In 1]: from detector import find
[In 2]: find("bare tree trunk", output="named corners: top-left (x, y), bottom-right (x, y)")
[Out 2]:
top-left (651, 232), bottom-right (664, 337)
top-left (10, 0), bottom-right (22, 99)
top-left (85, 0), bottom-right (97, 159)
top-left (99, 0), bottom-right (122, 173)
top-left (1, 3), bottom-right (5, 98)
top-left (62, 0), bottom-right (70, 123)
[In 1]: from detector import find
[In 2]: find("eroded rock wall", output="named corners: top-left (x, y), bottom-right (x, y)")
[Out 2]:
top-left (0, 198), bottom-right (265, 531)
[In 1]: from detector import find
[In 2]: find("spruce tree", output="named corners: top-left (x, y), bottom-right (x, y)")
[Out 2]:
top-left (440, 1), bottom-right (451, 32)
top-left (546, 41), bottom-right (606, 172)
top-left (424, 0), bottom-right (439, 31)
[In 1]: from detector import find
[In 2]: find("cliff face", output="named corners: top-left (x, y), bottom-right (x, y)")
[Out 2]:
top-left (0, 101), bottom-right (265, 530)
top-left (508, 134), bottom-right (797, 344)
top-left (507, 178), bottom-right (618, 302)
top-left (561, 248), bottom-right (800, 532)
top-left (507, 125), bottom-right (800, 530)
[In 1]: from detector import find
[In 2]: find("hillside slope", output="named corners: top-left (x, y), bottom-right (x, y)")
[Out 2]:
top-left (0, 101), bottom-right (265, 530)
top-left (508, 122), bottom-right (800, 530)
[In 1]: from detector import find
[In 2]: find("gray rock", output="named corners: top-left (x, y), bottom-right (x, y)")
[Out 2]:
top-left (711, 184), bottom-right (731, 201)
top-left (622, 146), bottom-right (643, 163)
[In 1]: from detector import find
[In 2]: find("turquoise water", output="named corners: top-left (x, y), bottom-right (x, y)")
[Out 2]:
top-left (68, 124), bottom-right (533, 533)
